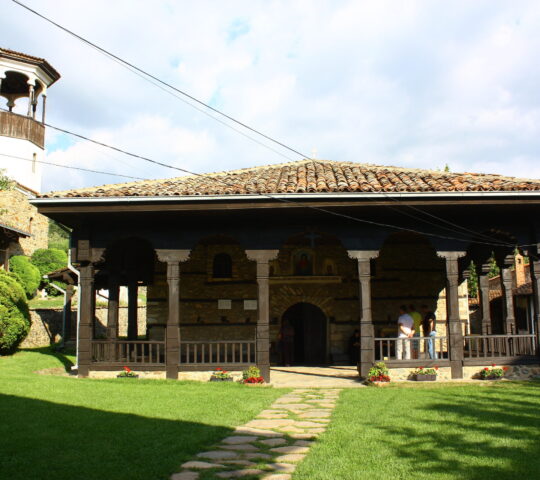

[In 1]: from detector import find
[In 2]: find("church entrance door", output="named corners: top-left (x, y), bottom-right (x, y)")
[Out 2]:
top-left (282, 303), bottom-right (327, 365)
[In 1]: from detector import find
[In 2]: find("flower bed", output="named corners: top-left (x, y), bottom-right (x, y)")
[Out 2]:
top-left (411, 366), bottom-right (438, 381)
top-left (209, 367), bottom-right (233, 382)
top-left (242, 365), bottom-right (265, 384)
top-left (479, 364), bottom-right (508, 380)
top-left (117, 366), bottom-right (138, 378)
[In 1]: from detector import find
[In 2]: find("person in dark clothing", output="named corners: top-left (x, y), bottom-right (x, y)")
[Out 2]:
top-left (421, 305), bottom-right (437, 359)
top-left (279, 319), bottom-right (295, 366)
top-left (349, 329), bottom-right (360, 364)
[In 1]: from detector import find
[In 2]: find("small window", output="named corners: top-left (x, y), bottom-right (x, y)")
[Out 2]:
top-left (213, 253), bottom-right (232, 278)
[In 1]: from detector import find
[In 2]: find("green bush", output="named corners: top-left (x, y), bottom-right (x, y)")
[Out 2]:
top-left (9, 255), bottom-right (41, 298)
top-left (0, 270), bottom-right (31, 354)
top-left (30, 248), bottom-right (68, 296)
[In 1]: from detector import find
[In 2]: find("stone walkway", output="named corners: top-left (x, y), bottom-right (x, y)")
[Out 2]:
top-left (270, 366), bottom-right (365, 388)
top-left (170, 388), bottom-right (341, 480)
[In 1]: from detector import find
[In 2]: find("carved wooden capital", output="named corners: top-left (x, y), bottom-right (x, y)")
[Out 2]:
top-left (156, 249), bottom-right (191, 264)
top-left (245, 250), bottom-right (279, 263)
top-left (436, 251), bottom-right (466, 261)
top-left (91, 248), bottom-right (105, 263)
top-left (347, 250), bottom-right (379, 261)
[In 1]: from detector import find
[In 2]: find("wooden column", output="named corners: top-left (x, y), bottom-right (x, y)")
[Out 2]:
top-left (27, 84), bottom-right (34, 117)
top-left (246, 250), bottom-right (279, 383)
top-left (127, 279), bottom-right (138, 340)
top-left (157, 250), bottom-right (190, 380)
top-left (529, 258), bottom-right (540, 351)
top-left (107, 276), bottom-right (120, 341)
top-left (479, 263), bottom-right (492, 335)
top-left (348, 250), bottom-right (379, 378)
top-left (501, 255), bottom-right (516, 334)
top-left (439, 251), bottom-right (466, 379)
top-left (78, 264), bottom-right (94, 377)
top-left (41, 94), bottom-right (47, 124)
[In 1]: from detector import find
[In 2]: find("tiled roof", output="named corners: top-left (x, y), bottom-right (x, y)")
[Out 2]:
top-left (0, 48), bottom-right (60, 82)
top-left (40, 159), bottom-right (540, 199)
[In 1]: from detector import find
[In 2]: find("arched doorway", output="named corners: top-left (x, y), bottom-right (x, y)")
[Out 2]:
top-left (282, 303), bottom-right (327, 365)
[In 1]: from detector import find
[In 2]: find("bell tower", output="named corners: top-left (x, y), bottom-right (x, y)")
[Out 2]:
top-left (0, 48), bottom-right (60, 192)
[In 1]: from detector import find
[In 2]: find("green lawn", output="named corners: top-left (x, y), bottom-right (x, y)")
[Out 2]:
top-left (0, 348), bottom-right (285, 480)
top-left (294, 382), bottom-right (540, 480)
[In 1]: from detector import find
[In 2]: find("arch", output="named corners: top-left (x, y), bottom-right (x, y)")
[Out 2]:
top-left (281, 302), bottom-right (328, 365)
top-left (373, 231), bottom-right (446, 335)
top-left (212, 252), bottom-right (232, 278)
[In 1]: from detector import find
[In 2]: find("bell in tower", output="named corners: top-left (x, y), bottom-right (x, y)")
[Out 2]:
top-left (0, 48), bottom-right (60, 192)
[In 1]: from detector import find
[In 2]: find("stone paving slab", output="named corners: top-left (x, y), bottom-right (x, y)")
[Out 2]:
top-left (170, 387), bottom-right (342, 479)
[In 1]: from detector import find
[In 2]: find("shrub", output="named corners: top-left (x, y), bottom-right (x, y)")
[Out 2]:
top-left (9, 255), bottom-right (41, 298)
top-left (0, 270), bottom-right (31, 354)
top-left (30, 248), bottom-right (68, 296)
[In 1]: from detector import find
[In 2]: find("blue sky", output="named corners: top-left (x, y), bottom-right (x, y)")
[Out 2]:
top-left (2, 0), bottom-right (539, 192)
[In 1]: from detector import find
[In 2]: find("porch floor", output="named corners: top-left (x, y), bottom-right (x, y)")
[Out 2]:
top-left (270, 365), bottom-right (365, 388)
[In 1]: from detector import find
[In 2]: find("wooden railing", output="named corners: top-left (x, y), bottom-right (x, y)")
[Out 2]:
top-left (375, 336), bottom-right (449, 361)
top-left (464, 334), bottom-right (537, 359)
top-left (179, 341), bottom-right (256, 365)
top-left (0, 111), bottom-right (45, 148)
top-left (92, 340), bottom-right (166, 365)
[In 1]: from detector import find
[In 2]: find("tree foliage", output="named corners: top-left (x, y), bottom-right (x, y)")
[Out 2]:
top-left (9, 256), bottom-right (41, 299)
top-left (48, 219), bottom-right (70, 252)
top-left (30, 248), bottom-right (68, 296)
top-left (0, 270), bottom-right (31, 354)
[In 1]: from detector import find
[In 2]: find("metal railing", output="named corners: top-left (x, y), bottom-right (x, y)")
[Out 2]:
top-left (179, 340), bottom-right (256, 365)
top-left (92, 340), bottom-right (166, 365)
top-left (375, 336), bottom-right (449, 361)
top-left (464, 334), bottom-right (537, 358)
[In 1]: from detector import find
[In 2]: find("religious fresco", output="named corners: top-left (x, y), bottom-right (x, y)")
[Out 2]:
top-left (293, 249), bottom-right (314, 275)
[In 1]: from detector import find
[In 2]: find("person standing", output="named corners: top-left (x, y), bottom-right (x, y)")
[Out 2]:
top-left (421, 305), bottom-right (437, 359)
top-left (396, 305), bottom-right (414, 360)
top-left (408, 305), bottom-right (422, 359)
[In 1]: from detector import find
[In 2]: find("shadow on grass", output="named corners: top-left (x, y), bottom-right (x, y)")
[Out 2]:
top-left (20, 346), bottom-right (75, 372)
top-left (0, 393), bottom-right (233, 480)
top-left (378, 382), bottom-right (540, 480)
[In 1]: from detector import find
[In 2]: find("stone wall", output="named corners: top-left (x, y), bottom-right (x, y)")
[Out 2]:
top-left (388, 364), bottom-right (540, 381)
top-left (20, 306), bottom-right (148, 348)
top-left (146, 233), bottom-right (470, 360)
top-left (0, 186), bottom-right (48, 256)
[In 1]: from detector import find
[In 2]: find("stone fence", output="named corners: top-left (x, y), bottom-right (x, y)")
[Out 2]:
top-left (21, 306), bottom-right (147, 348)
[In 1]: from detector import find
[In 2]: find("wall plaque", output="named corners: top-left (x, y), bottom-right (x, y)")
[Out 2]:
top-left (218, 299), bottom-right (232, 310)
top-left (244, 300), bottom-right (258, 310)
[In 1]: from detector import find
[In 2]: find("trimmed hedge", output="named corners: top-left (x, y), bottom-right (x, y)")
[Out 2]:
top-left (9, 255), bottom-right (41, 298)
top-left (0, 270), bottom-right (31, 354)
top-left (30, 248), bottom-right (68, 296)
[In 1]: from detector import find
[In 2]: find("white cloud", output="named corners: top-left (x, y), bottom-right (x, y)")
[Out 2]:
top-left (0, 0), bottom-right (539, 191)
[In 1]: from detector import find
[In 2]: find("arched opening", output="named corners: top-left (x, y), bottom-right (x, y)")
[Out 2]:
top-left (281, 302), bottom-right (327, 365)
top-left (212, 253), bottom-right (232, 278)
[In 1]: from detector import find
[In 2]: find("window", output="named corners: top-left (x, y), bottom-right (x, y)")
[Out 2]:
top-left (213, 253), bottom-right (232, 278)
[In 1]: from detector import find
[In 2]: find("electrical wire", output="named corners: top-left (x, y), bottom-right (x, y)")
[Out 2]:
top-left (0, 152), bottom-right (146, 180)
top-left (10, 0), bottom-right (513, 247)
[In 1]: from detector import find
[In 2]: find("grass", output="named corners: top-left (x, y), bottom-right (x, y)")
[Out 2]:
top-left (0, 348), bottom-right (285, 480)
top-left (294, 382), bottom-right (540, 480)
top-left (28, 296), bottom-right (65, 309)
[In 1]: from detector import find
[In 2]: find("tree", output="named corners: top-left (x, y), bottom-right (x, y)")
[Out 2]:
top-left (8, 256), bottom-right (41, 299)
top-left (0, 270), bottom-right (31, 354)
top-left (48, 219), bottom-right (70, 252)
top-left (30, 248), bottom-right (68, 296)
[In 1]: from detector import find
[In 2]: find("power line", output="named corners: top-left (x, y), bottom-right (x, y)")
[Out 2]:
top-left (11, 0), bottom-right (309, 161)
top-left (0, 152), bottom-right (146, 180)
top-left (10, 0), bottom-right (516, 247)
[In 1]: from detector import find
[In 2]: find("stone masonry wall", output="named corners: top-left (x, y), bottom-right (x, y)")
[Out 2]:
top-left (0, 187), bottom-right (48, 256)
top-left (146, 234), bottom-right (468, 361)
top-left (20, 306), bottom-right (147, 348)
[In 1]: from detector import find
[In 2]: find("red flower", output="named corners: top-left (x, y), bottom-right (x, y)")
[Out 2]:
top-left (216, 367), bottom-right (223, 371)
top-left (435, 366), bottom-right (439, 370)
top-left (123, 366), bottom-right (132, 373)
top-left (484, 367), bottom-right (489, 371)
top-left (419, 367), bottom-right (424, 370)
top-left (503, 367), bottom-right (509, 371)
top-left (491, 364), bottom-right (496, 368)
